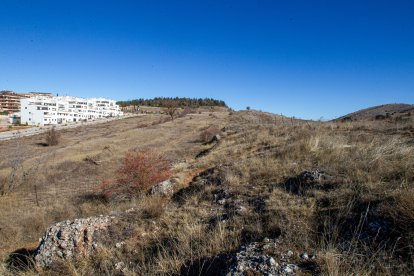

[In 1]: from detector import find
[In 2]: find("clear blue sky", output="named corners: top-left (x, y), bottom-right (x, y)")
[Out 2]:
top-left (1, 0), bottom-right (413, 119)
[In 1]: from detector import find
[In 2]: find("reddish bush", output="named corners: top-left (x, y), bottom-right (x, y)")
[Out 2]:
top-left (99, 149), bottom-right (171, 200)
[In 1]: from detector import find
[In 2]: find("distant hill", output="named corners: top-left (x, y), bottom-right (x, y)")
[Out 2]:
top-left (335, 104), bottom-right (414, 122)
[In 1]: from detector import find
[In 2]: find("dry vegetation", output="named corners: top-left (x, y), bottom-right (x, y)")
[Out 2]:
top-left (44, 127), bottom-right (60, 146)
top-left (99, 149), bottom-right (172, 201)
top-left (0, 108), bottom-right (413, 275)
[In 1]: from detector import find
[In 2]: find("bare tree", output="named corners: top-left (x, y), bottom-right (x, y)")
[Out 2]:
top-left (164, 100), bottom-right (179, 120)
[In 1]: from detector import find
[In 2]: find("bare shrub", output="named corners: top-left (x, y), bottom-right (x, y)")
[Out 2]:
top-left (164, 100), bottom-right (179, 120)
top-left (136, 123), bottom-right (149, 128)
top-left (177, 106), bottom-right (192, 118)
top-left (0, 176), bottom-right (8, 196)
top-left (45, 127), bottom-right (60, 146)
top-left (141, 197), bottom-right (167, 219)
top-left (200, 125), bottom-right (221, 143)
top-left (99, 149), bottom-right (171, 201)
top-left (152, 116), bottom-right (172, 126)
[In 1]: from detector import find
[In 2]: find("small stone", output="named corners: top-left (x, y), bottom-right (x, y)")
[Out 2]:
top-left (217, 199), bottom-right (226, 205)
top-left (115, 261), bottom-right (125, 271)
top-left (282, 264), bottom-right (298, 274)
top-left (287, 250), bottom-right (294, 257)
top-left (301, 252), bottom-right (309, 260)
top-left (267, 257), bottom-right (278, 267)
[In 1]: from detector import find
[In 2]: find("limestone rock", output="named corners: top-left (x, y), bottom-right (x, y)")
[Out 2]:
top-left (151, 179), bottom-right (175, 196)
top-left (224, 238), bottom-right (300, 275)
top-left (34, 216), bottom-right (113, 267)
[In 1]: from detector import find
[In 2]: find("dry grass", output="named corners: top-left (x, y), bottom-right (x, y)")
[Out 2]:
top-left (1, 109), bottom-right (413, 275)
top-left (44, 127), bottom-right (60, 146)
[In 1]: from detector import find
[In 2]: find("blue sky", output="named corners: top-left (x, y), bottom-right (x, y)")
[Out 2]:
top-left (1, 0), bottom-right (413, 119)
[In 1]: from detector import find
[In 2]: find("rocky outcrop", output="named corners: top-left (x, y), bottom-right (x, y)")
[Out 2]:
top-left (283, 170), bottom-right (336, 195)
top-left (224, 238), bottom-right (316, 275)
top-left (34, 216), bottom-right (114, 267)
top-left (151, 179), bottom-right (175, 196)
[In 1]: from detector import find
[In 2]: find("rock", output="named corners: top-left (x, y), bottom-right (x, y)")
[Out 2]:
top-left (282, 265), bottom-right (293, 274)
top-left (217, 199), bottom-right (227, 205)
top-left (214, 188), bottom-right (230, 202)
top-left (34, 216), bottom-right (113, 267)
top-left (115, 261), bottom-right (126, 272)
top-left (267, 257), bottom-right (278, 267)
top-left (223, 238), bottom-right (297, 275)
top-left (300, 252), bottom-right (309, 260)
top-left (115, 241), bottom-right (125, 248)
top-left (151, 179), bottom-right (174, 196)
top-left (283, 170), bottom-right (334, 195)
top-left (287, 250), bottom-right (294, 257)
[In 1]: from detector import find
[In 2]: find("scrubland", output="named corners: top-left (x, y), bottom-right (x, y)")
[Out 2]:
top-left (0, 109), bottom-right (413, 275)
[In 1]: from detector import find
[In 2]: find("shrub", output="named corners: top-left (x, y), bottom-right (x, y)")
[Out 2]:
top-left (200, 125), bottom-right (221, 143)
top-left (45, 127), bottom-right (60, 146)
top-left (0, 176), bottom-right (8, 196)
top-left (136, 123), bottom-right (149, 128)
top-left (141, 197), bottom-right (167, 219)
top-left (100, 149), bottom-right (171, 200)
top-left (177, 106), bottom-right (192, 118)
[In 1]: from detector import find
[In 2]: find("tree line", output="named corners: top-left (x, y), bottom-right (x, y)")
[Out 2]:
top-left (116, 97), bottom-right (227, 108)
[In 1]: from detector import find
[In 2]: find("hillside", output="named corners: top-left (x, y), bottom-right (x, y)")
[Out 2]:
top-left (0, 109), bottom-right (413, 275)
top-left (335, 103), bottom-right (414, 122)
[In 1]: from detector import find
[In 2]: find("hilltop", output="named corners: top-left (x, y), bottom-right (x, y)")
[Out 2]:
top-left (335, 103), bottom-right (414, 122)
top-left (0, 108), bottom-right (413, 275)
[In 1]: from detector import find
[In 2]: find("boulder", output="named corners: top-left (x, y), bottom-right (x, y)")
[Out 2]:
top-left (34, 216), bottom-right (113, 267)
top-left (151, 179), bottom-right (175, 196)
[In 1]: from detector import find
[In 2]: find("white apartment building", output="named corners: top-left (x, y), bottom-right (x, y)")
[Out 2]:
top-left (20, 96), bottom-right (122, 126)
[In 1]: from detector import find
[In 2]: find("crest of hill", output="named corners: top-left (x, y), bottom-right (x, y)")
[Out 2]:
top-left (335, 103), bottom-right (414, 122)
top-left (236, 110), bottom-right (307, 124)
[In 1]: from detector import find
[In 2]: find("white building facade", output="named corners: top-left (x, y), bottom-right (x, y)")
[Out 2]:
top-left (20, 96), bottom-right (122, 126)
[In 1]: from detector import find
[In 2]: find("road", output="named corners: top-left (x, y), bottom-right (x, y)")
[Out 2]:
top-left (0, 114), bottom-right (143, 141)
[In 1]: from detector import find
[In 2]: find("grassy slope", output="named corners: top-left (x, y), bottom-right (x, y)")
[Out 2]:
top-left (1, 110), bottom-right (414, 275)
top-left (335, 103), bottom-right (414, 121)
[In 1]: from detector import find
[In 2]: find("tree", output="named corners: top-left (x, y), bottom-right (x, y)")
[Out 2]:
top-left (165, 100), bottom-right (179, 120)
